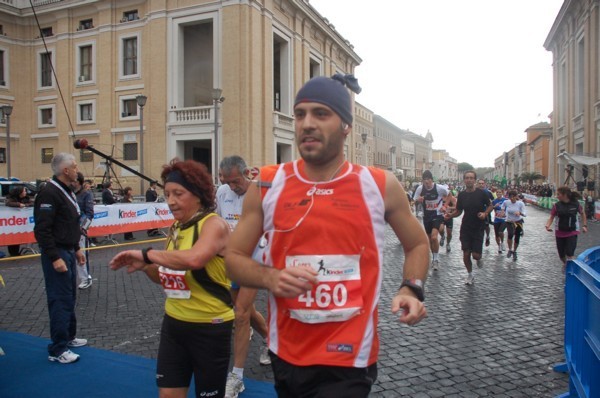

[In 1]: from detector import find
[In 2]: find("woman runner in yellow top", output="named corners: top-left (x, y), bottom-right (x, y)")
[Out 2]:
top-left (110, 159), bottom-right (233, 398)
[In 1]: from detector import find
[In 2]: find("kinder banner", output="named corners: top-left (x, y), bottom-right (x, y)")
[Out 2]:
top-left (0, 204), bottom-right (174, 246)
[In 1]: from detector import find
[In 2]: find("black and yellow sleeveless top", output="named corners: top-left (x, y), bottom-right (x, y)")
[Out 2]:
top-left (164, 213), bottom-right (234, 323)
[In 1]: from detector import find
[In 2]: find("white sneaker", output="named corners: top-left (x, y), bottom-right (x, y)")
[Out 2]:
top-left (48, 349), bottom-right (80, 364)
top-left (446, 245), bottom-right (451, 253)
top-left (224, 372), bottom-right (245, 398)
top-left (432, 259), bottom-right (439, 271)
top-left (78, 277), bottom-right (92, 290)
top-left (249, 327), bottom-right (254, 341)
top-left (465, 274), bottom-right (475, 285)
top-left (259, 346), bottom-right (271, 366)
top-left (67, 338), bottom-right (88, 348)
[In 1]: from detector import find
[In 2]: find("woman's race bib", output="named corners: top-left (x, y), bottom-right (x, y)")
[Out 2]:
top-left (285, 254), bottom-right (363, 324)
top-left (158, 266), bottom-right (191, 299)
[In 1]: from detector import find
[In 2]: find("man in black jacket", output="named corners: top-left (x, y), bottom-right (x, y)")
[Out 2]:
top-left (34, 153), bottom-right (87, 364)
top-left (101, 181), bottom-right (116, 204)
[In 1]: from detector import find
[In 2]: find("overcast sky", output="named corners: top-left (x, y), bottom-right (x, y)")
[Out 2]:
top-left (309, 0), bottom-right (564, 168)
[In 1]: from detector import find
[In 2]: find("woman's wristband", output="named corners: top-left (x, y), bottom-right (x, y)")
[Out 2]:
top-left (141, 247), bottom-right (154, 264)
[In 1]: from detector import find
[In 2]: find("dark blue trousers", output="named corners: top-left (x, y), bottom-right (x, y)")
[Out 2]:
top-left (41, 248), bottom-right (78, 356)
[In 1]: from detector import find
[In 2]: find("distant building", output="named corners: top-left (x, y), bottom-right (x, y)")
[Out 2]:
top-left (545, 0), bottom-right (599, 194)
top-left (0, 0), bottom-right (360, 191)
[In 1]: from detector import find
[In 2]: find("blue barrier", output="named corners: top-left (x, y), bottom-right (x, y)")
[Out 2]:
top-left (555, 247), bottom-right (600, 398)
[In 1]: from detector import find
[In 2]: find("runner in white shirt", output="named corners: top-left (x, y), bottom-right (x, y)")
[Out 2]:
top-left (500, 190), bottom-right (526, 261)
top-left (216, 156), bottom-right (270, 398)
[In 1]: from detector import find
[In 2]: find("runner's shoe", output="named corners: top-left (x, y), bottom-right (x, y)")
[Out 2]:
top-left (485, 237), bottom-right (490, 247)
top-left (464, 274), bottom-right (475, 285)
top-left (439, 232), bottom-right (445, 246)
top-left (513, 251), bottom-right (517, 262)
top-left (506, 250), bottom-right (513, 259)
top-left (48, 349), bottom-right (79, 364)
top-left (225, 372), bottom-right (245, 398)
top-left (446, 245), bottom-right (451, 253)
top-left (259, 346), bottom-right (271, 365)
top-left (432, 259), bottom-right (439, 271)
top-left (78, 277), bottom-right (92, 290)
top-left (67, 338), bottom-right (88, 348)
top-left (476, 259), bottom-right (483, 268)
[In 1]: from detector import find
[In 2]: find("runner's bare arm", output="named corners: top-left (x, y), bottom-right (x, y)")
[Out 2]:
top-left (384, 172), bottom-right (429, 282)
top-left (225, 182), bottom-right (317, 297)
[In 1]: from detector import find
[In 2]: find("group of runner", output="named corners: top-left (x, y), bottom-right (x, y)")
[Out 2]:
top-left (412, 171), bottom-right (528, 285)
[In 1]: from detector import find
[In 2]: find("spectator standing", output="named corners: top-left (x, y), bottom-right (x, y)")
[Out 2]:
top-left (121, 186), bottom-right (135, 241)
top-left (33, 153), bottom-right (87, 364)
top-left (146, 181), bottom-right (160, 237)
top-left (101, 181), bottom-right (117, 204)
top-left (73, 173), bottom-right (94, 289)
top-left (5, 186), bottom-right (32, 256)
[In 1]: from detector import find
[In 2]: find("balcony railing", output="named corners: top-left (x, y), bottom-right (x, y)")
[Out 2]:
top-left (170, 106), bottom-right (213, 124)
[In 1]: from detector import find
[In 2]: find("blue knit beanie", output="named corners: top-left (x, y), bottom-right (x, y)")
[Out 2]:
top-left (294, 74), bottom-right (361, 126)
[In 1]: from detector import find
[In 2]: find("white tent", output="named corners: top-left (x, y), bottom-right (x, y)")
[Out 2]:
top-left (556, 152), bottom-right (600, 166)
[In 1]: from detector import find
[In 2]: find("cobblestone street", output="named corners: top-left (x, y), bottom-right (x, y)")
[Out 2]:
top-left (1, 205), bottom-right (597, 396)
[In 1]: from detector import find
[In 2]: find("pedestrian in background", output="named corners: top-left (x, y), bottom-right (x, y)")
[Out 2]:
top-left (5, 186), bottom-right (32, 256)
top-left (73, 172), bottom-right (94, 289)
top-left (101, 181), bottom-right (116, 204)
top-left (146, 181), bottom-right (160, 237)
top-left (110, 158), bottom-right (232, 398)
top-left (225, 74), bottom-right (429, 397)
top-left (121, 186), bottom-right (135, 241)
top-left (33, 153), bottom-right (87, 364)
top-left (545, 186), bottom-right (588, 266)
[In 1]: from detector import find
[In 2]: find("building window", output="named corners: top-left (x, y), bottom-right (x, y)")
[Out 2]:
top-left (122, 10), bottom-right (139, 22)
top-left (40, 52), bottom-right (53, 87)
top-left (79, 45), bottom-right (92, 81)
top-left (309, 57), bottom-right (321, 78)
top-left (0, 49), bottom-right (4, 86)
top-left (78, 19), bottom-right (93, 30)
top-left (80, 149), bottom-right (93, 162)
top-left (122, 37), bottom-right (138, 76)
top-left (41, 148), bottom-right (54, 163)
top-left (123, 142), bottom-right (138, 161)
top-left (576, 36), bottom-right (585, 115)
top-left (40, 107), bottom-right (54, 126)
top-left (0, 25), bottom-right (3, 35)
top-left (0, 147), bottom-right (5, 163)
top-left (40, 27), bottom-right (53, 37)
top-left (79, 103), bottom-right (93, 122)
top-left (121, 98), bottom-right (138, 118)
top-left (273, 30), bottom-right (291, 113)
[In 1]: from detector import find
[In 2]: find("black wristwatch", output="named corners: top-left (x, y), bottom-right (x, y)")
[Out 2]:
top-left (141, 247), bottom-right (154, 264)
top-left (400, 279), bottom-right (425, 302)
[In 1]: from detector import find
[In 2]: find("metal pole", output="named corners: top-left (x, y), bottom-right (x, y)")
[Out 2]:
top-left (214, 99), bottom-right (219, 183)
top-left (139, 105), bottom-right (144, 195)
top-left (6, 113), bottom-right (10, 179)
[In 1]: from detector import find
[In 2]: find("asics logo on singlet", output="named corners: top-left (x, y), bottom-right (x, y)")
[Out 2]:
top-left (306, 187), bottom-right (334, 196)
top-left (326, 343), bottom-right (353, 353)
top-left (199, 390), bottom-right (219, 397)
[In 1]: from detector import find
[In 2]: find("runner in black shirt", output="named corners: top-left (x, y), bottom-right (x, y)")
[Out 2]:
top-left (445, 171), bottom-right (492, 285)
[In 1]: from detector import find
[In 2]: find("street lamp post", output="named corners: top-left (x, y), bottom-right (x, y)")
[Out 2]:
top-left (212, 88), bottom-right (225, 183)
top-left (361, 132), bottom-right (368, 166)
top-left (2, 105), bottom-right (13, 179)
top-left (136, 95), bottom-right (147, 195)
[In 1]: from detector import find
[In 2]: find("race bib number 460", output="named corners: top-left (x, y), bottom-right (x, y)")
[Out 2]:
top-left (158, 266), bottom-right (191, 299)
top-left (285, 254), bottom-right (363, 324)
